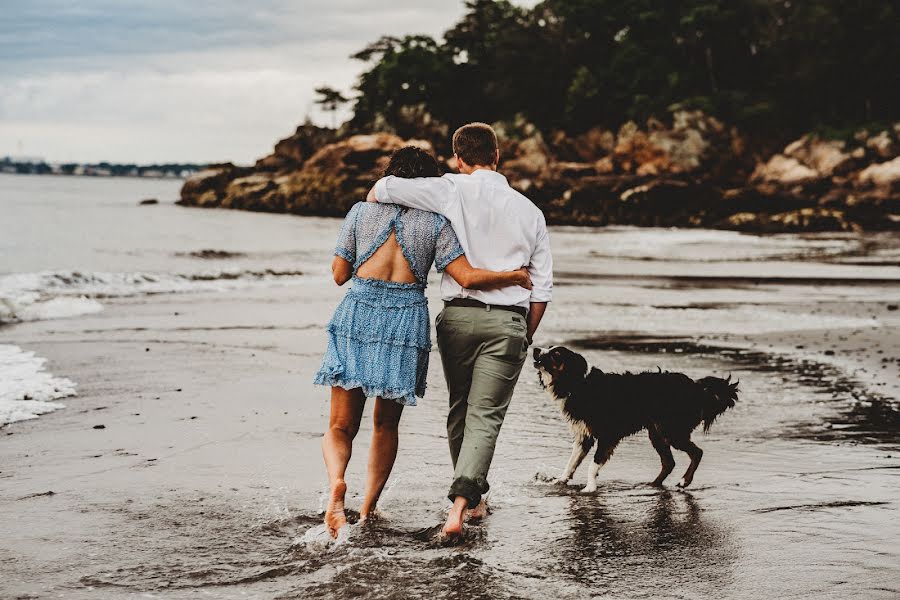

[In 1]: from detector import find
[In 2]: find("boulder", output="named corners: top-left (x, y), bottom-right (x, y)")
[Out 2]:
top-left (254, 124), bottom-right (336, 172)
top-left (866, 130), bottom-right (896, 159)
top-left (725, 208), bottom-right (856, 233)
top-left (281, 133), bottom-right (410, 215)
top-left (613, 122), bottom-right (672, 174)
top-left (178, 164), bottom-right (252, 207)
top-left (783, 135), bottom-right (854, 176)
top-left (857, 156), bottom-right (900, 188)
top-left (222, 174), bottom-right (279, 210)
top-left (571, 127), bottom-right (615, 162)
top-left (503, 134), bottom-right (552, 178)
top-left (751, 155), bottom-right (820, 185)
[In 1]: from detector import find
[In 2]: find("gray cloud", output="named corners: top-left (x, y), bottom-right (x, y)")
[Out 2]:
top-left (1, 1), bottom-right (540, 163)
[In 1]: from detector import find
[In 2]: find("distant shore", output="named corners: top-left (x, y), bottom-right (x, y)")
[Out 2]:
top-left (1, 158), bottom-right (202, 179)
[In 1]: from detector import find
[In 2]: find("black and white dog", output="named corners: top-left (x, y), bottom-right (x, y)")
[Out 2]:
top-left (533, 346), bottom-right (738, 491)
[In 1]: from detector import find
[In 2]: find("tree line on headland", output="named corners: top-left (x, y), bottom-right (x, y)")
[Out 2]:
top-left (179, 0), bottom-right (900, 232)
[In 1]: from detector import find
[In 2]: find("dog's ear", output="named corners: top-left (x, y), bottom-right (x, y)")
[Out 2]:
top-left (557, 348), bottom-right (588, 379)
top-left (573, 353), bottom-right (588, 378)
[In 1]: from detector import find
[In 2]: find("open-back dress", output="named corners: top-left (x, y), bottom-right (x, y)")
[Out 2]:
top-left (313, 202), bottom-right (464, 405)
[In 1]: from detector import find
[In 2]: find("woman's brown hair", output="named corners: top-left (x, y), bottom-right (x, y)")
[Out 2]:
top-left (383, 146), bottom-right (442, 179)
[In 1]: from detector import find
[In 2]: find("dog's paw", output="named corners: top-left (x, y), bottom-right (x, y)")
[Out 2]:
top-left (552, 477), bottom-right (570, 487)
top-left (580, 484), bottom-right (597, 494)
top-left (676, 478), bottom-right (692, 489)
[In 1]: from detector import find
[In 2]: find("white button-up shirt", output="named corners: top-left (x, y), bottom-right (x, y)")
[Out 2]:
top-left (374, 169), bottom-right (553, 309)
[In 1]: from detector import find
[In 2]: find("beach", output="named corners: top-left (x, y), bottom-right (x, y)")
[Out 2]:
top-left (1, 173), bottom-right (899, 599)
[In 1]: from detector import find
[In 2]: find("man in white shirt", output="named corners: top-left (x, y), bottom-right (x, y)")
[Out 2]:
top-left (367, 122), bottom-right (553, 537)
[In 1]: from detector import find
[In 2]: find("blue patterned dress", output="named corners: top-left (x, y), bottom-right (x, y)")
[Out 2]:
top-left (313, 202), bottom-right (464, 405)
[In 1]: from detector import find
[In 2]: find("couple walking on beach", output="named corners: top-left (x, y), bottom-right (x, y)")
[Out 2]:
top-left (313, 122), bottom-right (553, 539)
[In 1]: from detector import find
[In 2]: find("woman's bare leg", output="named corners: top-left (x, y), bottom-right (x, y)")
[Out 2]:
top-left (359, 397), bottom-right (404, 521)
top-left (322, 386), bottom-right (365, 537)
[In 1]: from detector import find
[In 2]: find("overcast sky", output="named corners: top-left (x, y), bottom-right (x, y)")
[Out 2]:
top-left (0, 1), bottom-right (536, 164)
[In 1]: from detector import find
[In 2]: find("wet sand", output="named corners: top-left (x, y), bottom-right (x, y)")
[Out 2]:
top-left (2, 229), bottom-right (900, 599)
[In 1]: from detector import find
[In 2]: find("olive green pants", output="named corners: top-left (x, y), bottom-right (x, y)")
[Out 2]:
top-left (435, 305), bottom-right (529, 507)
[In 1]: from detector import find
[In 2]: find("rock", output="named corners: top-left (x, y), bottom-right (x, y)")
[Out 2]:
top-left (138, 198), bottom-right (159, 205)
top-left (548, 161), bottom-right (597, 179)
top-left (858, 156), bottom-right (900, 188)
top-left (809, 140), bottom-right (853, 176)
top-left (178, 164), bottom-right (251, 208)
top-left (725, 208), bottom-right (856, 233)
top-left (613, 122), bottom-right (671, 174)
top-left (280, 133), bottom-right (409, 215)
top-left (571, 127), bottom-right (616, 161)
top-left (254, 124), bottom-right (336, 172)
top-left (222, 174), bottom-right (278, 210)
top-left (177, 112), bottom-right (899, 233)
top-left (751, 155), bottom-right (820, 184)
top-left (179, 249), bottom-right (247, 259)
top-left (725, 212), bottom-right (760, 228)
top-left (780, 135), bottom-right (855, 177)
top-left (503, 130), bottom-right (552, 178)
top-left (798, 138), bottom-right (853, 176)
top-left (866, 130), bottom-right (896, 159)
top-left (594, 156), bottom-right (615, 174)
top-left (770, 208), bottom-right (856, 232)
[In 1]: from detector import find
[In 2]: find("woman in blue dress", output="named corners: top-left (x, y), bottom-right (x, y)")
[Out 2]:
top-left (314, 146), bottom-right (530, 536)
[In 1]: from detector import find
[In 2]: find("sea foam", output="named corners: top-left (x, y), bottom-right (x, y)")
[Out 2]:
top-left (0, 344), bottom-right (76, 426)
top-left (0, 268), bottom-right (305, 324)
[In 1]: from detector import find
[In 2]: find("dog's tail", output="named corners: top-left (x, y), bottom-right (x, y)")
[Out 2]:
top-left (698, 375), bottom-right (739, 432)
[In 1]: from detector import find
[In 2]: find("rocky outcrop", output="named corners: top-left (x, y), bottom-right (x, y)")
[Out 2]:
top-left (179, 129), bottom-right (415, 217)
top-left (180, 118), bottom-right (900, 232)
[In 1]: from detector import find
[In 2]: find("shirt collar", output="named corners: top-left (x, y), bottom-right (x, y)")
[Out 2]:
top-left (470, 168), bottom-right (509, 184)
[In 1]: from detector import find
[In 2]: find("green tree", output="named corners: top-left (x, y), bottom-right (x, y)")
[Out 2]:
top-left (314, 86), bottom-right (350, 128)
top-left (343, 0), bottom-right (899, 140)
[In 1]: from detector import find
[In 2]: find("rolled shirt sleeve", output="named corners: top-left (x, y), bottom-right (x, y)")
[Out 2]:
top-left (374, 175), bottom-right (456, 216)
top-left (528, 216), bottom-right (553, 302)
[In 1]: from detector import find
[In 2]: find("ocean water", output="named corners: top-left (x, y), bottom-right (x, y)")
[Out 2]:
top-left (0, 174), bottom-right (323, 424)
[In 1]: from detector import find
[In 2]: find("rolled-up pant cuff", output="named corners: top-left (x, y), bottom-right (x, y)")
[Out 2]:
top-left (448, 476), bottom-right (489, 509)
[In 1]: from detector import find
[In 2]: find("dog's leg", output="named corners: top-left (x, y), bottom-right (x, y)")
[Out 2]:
top-left (648, 427), bottom-right (675, 486)
top-left (670, 436), bottom-right (703, 488)
top-left (582, 443), bottom-right (614, 493)
top-left (558, 435), bottom-right (593, 484)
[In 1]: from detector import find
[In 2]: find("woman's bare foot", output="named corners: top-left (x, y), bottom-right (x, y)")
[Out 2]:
top-left (359, 507), bottom-right (383, 526)
top-left (465, 499), bottom-right (488, 521)
top-left (324, 479), bottom-right (348, 538)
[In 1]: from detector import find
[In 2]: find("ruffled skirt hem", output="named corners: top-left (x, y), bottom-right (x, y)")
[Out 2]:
top-left (313, 278), bottom-right (430, 406)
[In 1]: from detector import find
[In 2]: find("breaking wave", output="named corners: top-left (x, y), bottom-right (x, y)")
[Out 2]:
top-left (0, 268), bottom-right (305, 325)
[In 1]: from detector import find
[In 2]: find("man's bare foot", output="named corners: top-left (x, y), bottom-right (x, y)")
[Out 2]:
top-left (324, 479), bottom-right (348, 538)
top-left (441, 496), bottom-right (468, 537)
top-left (465, 499), bottom-right (488, 521)
top-left (441, 511), bottom-right (464, 537)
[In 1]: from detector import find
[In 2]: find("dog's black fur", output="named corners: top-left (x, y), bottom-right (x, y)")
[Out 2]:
top-left (533, 346), bottom-right (739, 489)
